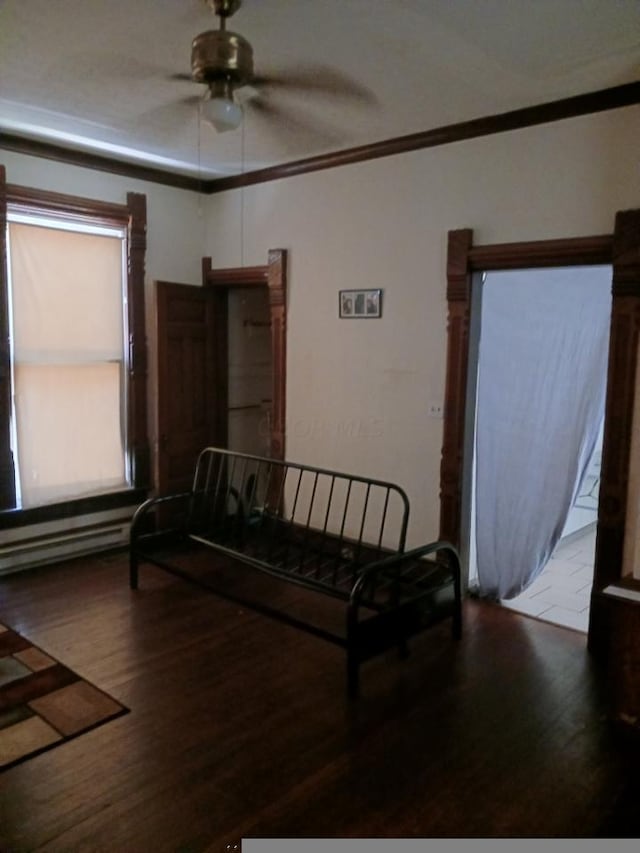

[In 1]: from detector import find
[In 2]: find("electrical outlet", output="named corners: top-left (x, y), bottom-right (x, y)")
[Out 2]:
top-left (428, 402), bottom-right (444, 418)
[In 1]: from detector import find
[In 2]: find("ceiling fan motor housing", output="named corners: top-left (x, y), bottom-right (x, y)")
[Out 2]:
top-left (191, 30), bottom-right (253, 85)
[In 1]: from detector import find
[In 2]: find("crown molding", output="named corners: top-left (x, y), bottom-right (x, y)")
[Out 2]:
top-left (1, 81), bottom-right (638, 195)
top-left (206, 81), bottom-right (640, 193)
top-left (0, 132), bottom-right (204, 192)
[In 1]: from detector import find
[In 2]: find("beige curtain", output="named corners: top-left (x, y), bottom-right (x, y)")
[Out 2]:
top-left (9, 222), bottom-right (126, 507)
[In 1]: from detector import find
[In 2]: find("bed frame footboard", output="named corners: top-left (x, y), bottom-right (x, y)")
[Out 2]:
top-left (346, 541), bottom-right (462, 697)
top-left (130, 448), bottom-right (463, 697)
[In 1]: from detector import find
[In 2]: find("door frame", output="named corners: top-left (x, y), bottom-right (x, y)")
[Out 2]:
top-left (438, 211), bottom-right (640, 656)
top-left (201, 249), bottom-right (287, 461)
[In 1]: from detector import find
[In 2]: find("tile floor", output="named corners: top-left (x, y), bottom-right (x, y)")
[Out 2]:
top-left (500, 525), bottom-right (596, 633)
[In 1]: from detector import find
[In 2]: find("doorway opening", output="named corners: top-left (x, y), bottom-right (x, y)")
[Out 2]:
top-left (439, 215), bottom-right (640, 658)
top-left (202, 249), bottom-right (287, 463)
top-left (154, 250), bottom-right (286, 500)
top-left (464, 265), bottom-right (612, 633)
top-left (227, 287), bottom-right (273, 458)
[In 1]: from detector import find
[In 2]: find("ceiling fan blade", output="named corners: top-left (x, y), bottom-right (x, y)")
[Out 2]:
top-left (55, 53), bottom-right (179, 83)
top-left (247, 98), bottom-right (347, 148)
top-left (178, 95), bottom-right (204, 108)
top-left (168, 72), bottom-right (196, 83)
top-left (135, 95), bottom-right (203, 125)
top-left (252, 65), bottom-right (378, 106)
top-left (180, 0), bottom-right (217, 23)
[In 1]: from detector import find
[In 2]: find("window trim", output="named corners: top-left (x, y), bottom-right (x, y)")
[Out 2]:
top-left (0, 168), bottom-right (150, 522)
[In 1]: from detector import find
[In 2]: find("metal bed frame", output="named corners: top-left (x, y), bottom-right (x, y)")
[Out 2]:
top-left (130, 447), bottom-right (462, 697)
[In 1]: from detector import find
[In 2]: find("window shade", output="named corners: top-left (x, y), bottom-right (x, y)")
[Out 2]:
top-left (14, 364), bottom-right (126, 506)
top-left (8, 221), bottom-right (126, 507)
top-left (10, 223), bottom-right (123, 361)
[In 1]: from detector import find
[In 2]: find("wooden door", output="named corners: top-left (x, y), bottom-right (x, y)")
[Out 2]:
top-left (155, 280), bottom-right (227, 496)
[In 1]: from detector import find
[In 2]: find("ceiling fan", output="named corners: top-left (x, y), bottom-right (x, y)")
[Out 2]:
top-left (171, 0), bottom-right (376, 135)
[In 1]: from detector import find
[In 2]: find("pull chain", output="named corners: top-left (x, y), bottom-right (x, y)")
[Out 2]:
top-left (197, 101), bottom-right (204, 220)
top-left (240, 114), bottom-right (245, 267)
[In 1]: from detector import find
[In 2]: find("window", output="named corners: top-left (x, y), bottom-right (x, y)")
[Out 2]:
top-left (0, 171), bottom-right (149, 517)
top-left (9, 215), bottom-right (127, 507)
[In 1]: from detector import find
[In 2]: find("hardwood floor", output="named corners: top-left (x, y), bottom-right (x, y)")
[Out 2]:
top-left (0, 550), bottom-right (637, 850)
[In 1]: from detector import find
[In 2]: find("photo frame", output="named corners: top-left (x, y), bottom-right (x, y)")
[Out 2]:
top-left (339, 288), bottom-right (382, 319)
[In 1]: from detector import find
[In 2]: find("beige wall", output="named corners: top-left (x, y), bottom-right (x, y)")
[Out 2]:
top-left (204, 106), bottom-right (640, 547)
top-left (3, 105), bottom-right (639, 550)
top-left (2, 152), bottom-right (205, 284)
top-left (623, 348), bottom-right (640, 580)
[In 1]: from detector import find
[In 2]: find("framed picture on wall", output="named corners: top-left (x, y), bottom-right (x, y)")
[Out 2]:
top-left (339, 289), bottom-right (382, 319)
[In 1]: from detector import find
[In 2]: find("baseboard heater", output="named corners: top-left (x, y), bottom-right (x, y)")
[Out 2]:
top-left (0, 518), bottom-right (131, 575)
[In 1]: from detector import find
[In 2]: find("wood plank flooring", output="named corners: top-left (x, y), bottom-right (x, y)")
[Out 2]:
top-left (0, 550), bottom-right (638, 850)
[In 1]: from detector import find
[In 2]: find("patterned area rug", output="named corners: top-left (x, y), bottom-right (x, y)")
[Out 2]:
top-left (0, 621), bottom-right (128, 771)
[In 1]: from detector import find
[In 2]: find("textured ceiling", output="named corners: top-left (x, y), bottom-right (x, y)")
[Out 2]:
top-left (1, 0), bottom-right (639, 178)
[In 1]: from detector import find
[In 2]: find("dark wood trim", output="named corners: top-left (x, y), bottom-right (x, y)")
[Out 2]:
top-left (205, 265), bottom-right (269, 287)
top-left (439, 229), bottom-right (473, 546)
top-left (440, 234), bottom-right (616, 554)
top-left (206, 81), bottom-right (640, 194)
top-left (595, 210), bottom-right (640, 587)
top-left (589, 209), bottom-right (640, 656)
top-left (214, 287), bottom-right (230, 452)
top-left (0, 165), bottom-right (16, 509)
top-left (202, 250), bottom-right (288, 461)
top-left (469, 235), bottom-right (613, 271)
top-left (441, 231), bottom-right (613, 545)
top-left (215, 290), bottom-right (230, 451)
top-left (0, 134), bottom-right (203, 192)
top-left (7, 183), bottom-right (129, 225)
top-left (606, 575), bottom-right (640, 594)
top-left (440, 220), bottom-right (640, 658)
top-left (3, 82), bottom-right (638, 195)
top-left (126, 192), bottom-right (151, 490)
top-left (267, 249), bottom-right (287, 461)
top-left (0, 488), bottom-right (146, 531)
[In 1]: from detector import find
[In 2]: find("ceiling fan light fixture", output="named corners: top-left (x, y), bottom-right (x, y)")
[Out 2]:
top-left (202, 94), bottom-right (243, 131)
